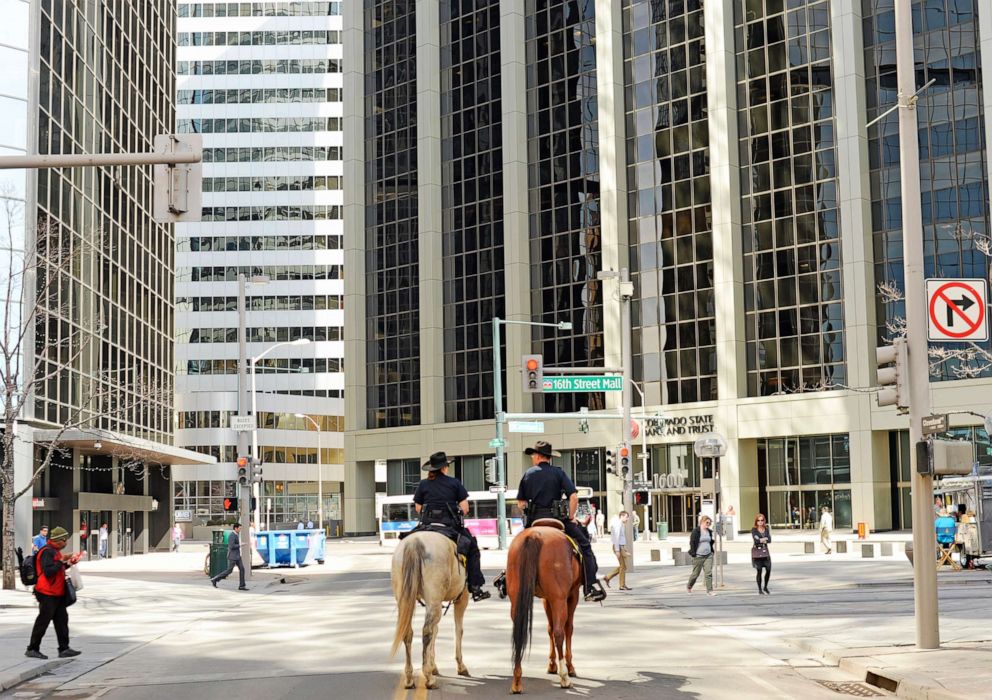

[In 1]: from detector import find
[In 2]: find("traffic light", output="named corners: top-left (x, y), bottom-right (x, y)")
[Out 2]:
top-left (634, 490), bottom-right (649, 505)
top-left (237, 456), bottom-right (249, 485)
top-left (484, 458), bottom-right (497, 484)
top-left (223, 497), bottom-right (238, 512)
top-left (876, 337), bottom-right (909, 413)
top-left (250, 458), bottom-right (263, 484)
top-left (522, 354), bottom-right (543, 393)
top-left (618, 442), bottom-right (631, 478)
top-left (605, 448), bottom-right (616, 475)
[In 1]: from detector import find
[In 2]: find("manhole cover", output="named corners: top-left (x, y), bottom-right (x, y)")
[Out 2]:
top-left (817, 680), bottom-right (886, 697)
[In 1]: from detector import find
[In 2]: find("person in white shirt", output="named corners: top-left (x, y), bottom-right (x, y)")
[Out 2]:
top-left (171, 523), bottom-right (184, 552)
top-left (586, 505), bottom-right (599, 540)
top-left (603, 511), bottom-right (633, 590)
top-left (819, 506), bottom-right (834, 554)
top-left (98, 523), bottom-right (109, 558)
top-left (595, 508), bottom-right (605, 543)
top-left (305, 519), bottom-right (314, 529)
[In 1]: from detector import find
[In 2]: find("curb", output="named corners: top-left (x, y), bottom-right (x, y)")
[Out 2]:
top-left (789, 637), bottom-right (968, 700)
top-left (0, 658), bottom-right (69, 692)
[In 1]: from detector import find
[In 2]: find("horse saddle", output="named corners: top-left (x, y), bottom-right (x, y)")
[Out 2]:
top-left (531, 519), bottom-right (582, 562)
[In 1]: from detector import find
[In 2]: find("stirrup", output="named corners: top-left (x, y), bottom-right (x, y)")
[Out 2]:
top-left (584, 583), bottom-right (606, 602)
top-left (470, 586), bottom-right (491, 602)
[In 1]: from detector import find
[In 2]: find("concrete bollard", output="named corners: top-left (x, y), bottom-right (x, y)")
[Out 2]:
top-left (862, 544), bottom-right (875, 558)
top-left (650, 549), bottom-right (661, 562)
top-left (804, 542), bottom-right (815, 554)
top-left (836, 540), bottom-right (848, 554)
top-left (675, 552), bottom-right (692, 566)
top-left (881, 542), bottom-right (893, 557)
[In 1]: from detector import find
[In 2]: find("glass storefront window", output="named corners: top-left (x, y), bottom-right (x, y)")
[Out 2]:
top-left (760, 433), bottom-right (850, 529)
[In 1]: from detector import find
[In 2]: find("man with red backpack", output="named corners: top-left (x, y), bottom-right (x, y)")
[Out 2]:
top-left (25, 526), bottom-right (83, 659)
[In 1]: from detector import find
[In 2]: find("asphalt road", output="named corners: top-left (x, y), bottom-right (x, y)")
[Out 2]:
top-left (10, 543), bottom-right (985, 699)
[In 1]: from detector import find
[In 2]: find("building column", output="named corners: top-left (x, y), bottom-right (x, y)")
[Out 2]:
top-left (705, 0), bottom-right (746, 514)
top-left (980, 7), bottom-right (992, 196)
top-left (595, 0), bottom-right (628, 417)
top-left (415, 0), bottom-right (444, 426)
top-left (832, 3), bottom-right (885, 531)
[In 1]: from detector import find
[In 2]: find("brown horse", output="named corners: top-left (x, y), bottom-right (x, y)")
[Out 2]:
top-left (507, 523), bottom-right (582, 694)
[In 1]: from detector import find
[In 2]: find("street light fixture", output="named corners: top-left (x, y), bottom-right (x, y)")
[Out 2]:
top-left (294, 413), bottom-right (323, 531)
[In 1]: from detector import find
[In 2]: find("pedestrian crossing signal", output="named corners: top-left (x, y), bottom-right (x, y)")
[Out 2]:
top-left (223, 497), bottom-right (238, 512)
top-left (634, 491), bottom-right (649, 505)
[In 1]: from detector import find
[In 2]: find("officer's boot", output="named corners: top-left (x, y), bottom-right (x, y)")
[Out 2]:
top-left (582, 558), bottom-right (606, 602)
top-left (493, 571), bottom-right (507, 598)
top-left (469, 585), bottom-right (491, 602)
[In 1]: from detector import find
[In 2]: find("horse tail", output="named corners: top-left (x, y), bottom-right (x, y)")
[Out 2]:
top-left (511, 534), bottom-right (543, 670)
top-left (391, 536), bottom-right (424, 657)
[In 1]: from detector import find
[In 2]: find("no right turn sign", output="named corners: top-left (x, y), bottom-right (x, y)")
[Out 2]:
top-left (926, 278), bottom-right (988, 342)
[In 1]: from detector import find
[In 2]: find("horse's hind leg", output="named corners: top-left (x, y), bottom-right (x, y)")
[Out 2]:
top-left (543, 599), bottom-right (557, 675)
top-left (565, 589), bottom-right (579, 677)
top-left (453, 590), bottom-right (470, 677)
top-left (422, 603), bottom-right (441, 689)
top-left (402, 627), bottom-right (415, 689)
top-left (550, 600), bottom-right (571, 689)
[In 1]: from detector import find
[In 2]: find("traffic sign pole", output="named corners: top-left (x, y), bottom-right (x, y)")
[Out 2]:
top-left (896, 0), bottom-right (936, 649)
top-left (492, 318), bottom-right (509, 551)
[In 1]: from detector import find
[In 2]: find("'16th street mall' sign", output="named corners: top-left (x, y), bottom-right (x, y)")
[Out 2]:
top-left (541, 376), bottom-right (623, 392)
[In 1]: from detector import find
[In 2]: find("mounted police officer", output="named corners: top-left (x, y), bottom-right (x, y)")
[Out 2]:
top-left (496, 441), bottom-right (607, 602)
top-left (409, 451), bottom-right (491, 602)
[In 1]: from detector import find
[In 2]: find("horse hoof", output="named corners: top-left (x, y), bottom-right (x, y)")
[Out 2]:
top-left (568, 670), bottom-right (577, 678)
top-left (511, 687), bottom-right (522, 695)
top-left (425, 680), bottom-right (438, 690)
top-left (547, 665), bottom-right (558, 675)
top-left (403, 681), bottom-right (415, 690)
top-left (457, 667), bottom-right (471, 677)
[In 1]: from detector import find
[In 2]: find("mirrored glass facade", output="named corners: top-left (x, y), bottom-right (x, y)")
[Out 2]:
top-left (440, 0), bottom-right (506, 422)
top-left (526, 0), bottom-right (604, 412)
top-left (864, 0), bottom-right (991, 379)
top-left (33, 0), bottom-right (176, 441)
top-left (623, 0), bottom-right (715, 407)
top-left (365, 0), bottom-right (421, 427)
top-left (736, 0), bottom-right (845, 397)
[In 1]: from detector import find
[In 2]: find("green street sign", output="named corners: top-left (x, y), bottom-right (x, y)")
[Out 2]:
top-left (488, 438), bottom-right (506, 448)
top-left (541, 375), bottom-right (623, 392)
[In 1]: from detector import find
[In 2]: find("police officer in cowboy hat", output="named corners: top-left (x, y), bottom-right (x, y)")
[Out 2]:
top-left (497, 440), bottom-right (606, 602)
top-left (411, 451), bottom-right (491, 602)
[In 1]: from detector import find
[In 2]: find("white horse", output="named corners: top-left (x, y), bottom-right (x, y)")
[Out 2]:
top-left (390, 530), bottom-right (470, 689)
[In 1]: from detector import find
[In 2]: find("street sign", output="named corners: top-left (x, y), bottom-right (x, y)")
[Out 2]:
top-left (921, 414), bottom-right (948, 436)
top-left (926, 278), bottom-right (988, 342)
top-left (174, 509), bottom-right (192, 522)
top-left (488, 438), bottom-right (506, 448)
top-left (541, 375), bottom-right (622, 392)
top-left (508, 421), bottom-right (545, 433)
top-left (488, 485), bottom-right (506, 493)
top-left (632, 481), bottom-right (652, 490)
top-left (230, 415), bottom-right (256, 432)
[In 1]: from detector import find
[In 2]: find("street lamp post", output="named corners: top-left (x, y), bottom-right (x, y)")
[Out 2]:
top-left (250, 338), bottom-right (311, 527)
top-left (491, 317), bottom-right (572, 550)
top-left (295, 413), bottom-right (323, 531)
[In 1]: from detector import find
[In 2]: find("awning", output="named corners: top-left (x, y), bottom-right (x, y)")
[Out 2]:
top-left (32, 428), bottom-right (217, 466)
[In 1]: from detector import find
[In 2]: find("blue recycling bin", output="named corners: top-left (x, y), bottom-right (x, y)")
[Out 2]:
top-left (254, 529), bottom-right (326, 568)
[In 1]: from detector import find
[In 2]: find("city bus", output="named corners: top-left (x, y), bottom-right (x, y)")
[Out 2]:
top-left (378, 487), bottom-right (595, 549)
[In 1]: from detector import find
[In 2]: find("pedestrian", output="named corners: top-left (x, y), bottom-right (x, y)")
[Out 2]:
top-left (595, 507), bottom-right (605, 543)
top-left (933, 496), bottom-right (943, 518)
top-left (296, 520), bottom-right (304, 530)
top-left (819, 506), bottom-right (833, 554)
top-left (305, 517), bottom-right (314, 529)
top-left (32, 525), bottom-right (49, 554)
top-left (98, 523), bottom-right (108, 558)
top-left (171, 523), bottom-right (184, 552)
top-left (79, 521), bottom-right (89, 558)
top-left (586, 504), bottom-right (599, 540)
top-left (751, 513), bottom-right (772, 595)
top-left (604, 511), bottom-right (632, 591)
top-left (25, 526), bottom-right (82, 659)
top-left (210, 523), bottom-right (247, 590)
top-left (687, 513), bottom-right (716, 596)
top-left (632, 511), bottom-right (641, 541)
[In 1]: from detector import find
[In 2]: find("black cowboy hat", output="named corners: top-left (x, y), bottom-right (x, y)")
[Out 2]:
top-left (524, 440), bottom-right (561, 458)
top-left (422, 451), bottom-right (453, 472)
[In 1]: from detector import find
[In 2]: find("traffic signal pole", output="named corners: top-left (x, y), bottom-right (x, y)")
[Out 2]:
top-left (237, 275), bottom-right (252, 577)
top-left (894, 0), bottom-right (937, 648)
top-left (619, 268), bottom-right (635, 570)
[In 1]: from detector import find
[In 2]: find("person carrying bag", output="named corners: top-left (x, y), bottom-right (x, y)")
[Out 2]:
top-left (751, 514), bottom-right (772, 595)
top-left (25, 526), bottom-right (82, 659)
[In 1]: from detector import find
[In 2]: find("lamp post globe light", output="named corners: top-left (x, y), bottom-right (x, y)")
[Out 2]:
top-left (295, 413), bottom-right (323, 531)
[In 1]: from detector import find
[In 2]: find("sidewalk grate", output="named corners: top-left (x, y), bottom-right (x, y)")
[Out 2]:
top-left (816, 680), bottom-right (886, 696)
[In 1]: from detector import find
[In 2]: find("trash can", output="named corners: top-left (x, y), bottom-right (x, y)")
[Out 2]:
top-left (208, 543), bottom-right (228, 578)
top-left (657, 521), bottom-right (669, 540)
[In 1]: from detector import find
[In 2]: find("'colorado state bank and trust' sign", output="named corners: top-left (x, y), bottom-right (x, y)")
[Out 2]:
top-left (645, 414), bottom-right (715, 438)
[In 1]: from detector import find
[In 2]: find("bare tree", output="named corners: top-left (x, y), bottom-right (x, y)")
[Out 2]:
top-left (1, 193), bottom-right (168, 589)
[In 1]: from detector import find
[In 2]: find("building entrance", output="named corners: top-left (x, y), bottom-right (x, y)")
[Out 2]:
top-left (653, 492), bottom-right (701, 534)
top-left (117, 511), bottom-right (134, 556)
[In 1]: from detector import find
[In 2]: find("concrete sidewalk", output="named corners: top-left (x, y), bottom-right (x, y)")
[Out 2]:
top-left (0, 587), bottom-right (69, 692)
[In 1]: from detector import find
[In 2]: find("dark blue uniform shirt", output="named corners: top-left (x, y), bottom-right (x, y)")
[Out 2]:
top-left (414, 473), bottom-right (469, 509)
top-left (517, 461), bottom-right (576, 507)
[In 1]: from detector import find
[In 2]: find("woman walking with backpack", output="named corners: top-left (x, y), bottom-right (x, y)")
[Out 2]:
top-left (751, 513), bottom-right (772, 595)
